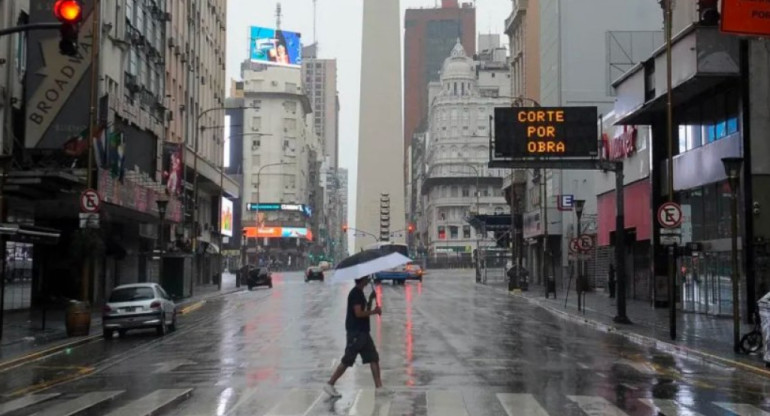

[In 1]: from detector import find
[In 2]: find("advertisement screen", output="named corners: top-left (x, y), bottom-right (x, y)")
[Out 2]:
top-left (243, 227), bottom-right (312, 241)
top-left (221, 198), bottom-right (233, 237)
top-left (249, 26), bottom-right (302, 67)
top-left (162, 143), bottom-right (183, 196)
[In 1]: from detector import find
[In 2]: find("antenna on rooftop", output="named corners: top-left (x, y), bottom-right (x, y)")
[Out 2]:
top-left (276, 2), bottom-right (282, 30)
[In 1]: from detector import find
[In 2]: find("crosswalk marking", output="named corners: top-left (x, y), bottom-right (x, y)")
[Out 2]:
top-left (639, 399), bottom-right (705, 416)
top-left (496, 393), bottom-right (549, 416)
top-left (349, 389), bottom-right (391, 416)
top-left (567, 395), bottom-right (630, 416)
top-left (265, 389), bottom-right (322, 416)
top-left (104, 389), bottom-right (193, 416)
top-left (615, 359), bottom-right (657, 375)
top-left (0, 393), bottom-right (60, 415)
top-left (714, 402), bottom-right (770, 416)
top-left (426, 390), bottom-right (468, 416)
top-left (34, 391), bottom-right (124, 416)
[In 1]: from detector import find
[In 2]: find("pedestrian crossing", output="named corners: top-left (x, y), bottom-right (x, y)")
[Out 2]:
top-left (1, 387), bottom-right (769, 416)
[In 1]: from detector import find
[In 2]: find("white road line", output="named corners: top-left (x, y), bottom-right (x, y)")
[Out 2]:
top-left (0, 393), bottom-right (60, 415)
top-left (616, 359), bottom-right (657, 375)
top-left (426, 390), bottom-right (468, 416)
top-left (496, 393), bottom-right (549, 416)
top-left (567, 396), bottom-right (630, 416)
top-left (349, 389), bottom-right (391, 416)
top-left (713, 402), bottom-right (770, 416)
top-left (223, 388), bottom-right (260, 416)
top-left (104, 389), bottom-right (193, 416)
top-left (35, 391), bottom-right (125, 416)
top-left (264, 389), bottom-right (322, 416)
top-left (638, 399), bottom-right (704, 416)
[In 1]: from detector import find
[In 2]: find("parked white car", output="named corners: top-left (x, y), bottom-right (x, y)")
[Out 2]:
top-left (102, 283), bottom-right (177, 339)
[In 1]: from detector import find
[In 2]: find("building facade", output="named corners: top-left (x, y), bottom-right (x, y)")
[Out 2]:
top-left (302, 44), bottom-right (339, 169)
top-left (421, 42), bottom-right (510, 263)
top-left (236, 61), bottom-right (317, 268)
top-left (403, 0), bottom-right (476, 175)
top-left (611, 0), bottom-right (770, 322)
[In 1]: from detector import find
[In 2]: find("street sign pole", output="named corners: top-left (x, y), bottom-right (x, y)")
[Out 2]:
top-left (614, 166), bottom-right (630, 324)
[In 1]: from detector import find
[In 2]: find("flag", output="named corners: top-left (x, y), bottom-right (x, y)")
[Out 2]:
top-left (63, 128), bottom-right (89, 157)
top-left (92, 127), bottom-right (106, 168)
top-left (107, 131), bottom-right (125, 179)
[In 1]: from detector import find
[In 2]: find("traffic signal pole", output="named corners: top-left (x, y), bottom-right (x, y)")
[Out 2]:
top-left (0, 23), bottom-right (63, 37)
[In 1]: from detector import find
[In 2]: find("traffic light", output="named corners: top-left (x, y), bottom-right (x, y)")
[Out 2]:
top-left (342, 224), bottom-right (348, 233)
top-left (53, 0), bottom-right (83, 56)
top-left (407, 223), bottom-right (415, 233)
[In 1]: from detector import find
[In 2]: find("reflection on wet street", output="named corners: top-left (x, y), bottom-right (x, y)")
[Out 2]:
top-left (1, 270), bottom-right (769, 415)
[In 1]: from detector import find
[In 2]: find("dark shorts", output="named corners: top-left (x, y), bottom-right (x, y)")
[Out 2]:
top-left (341, 332), bottom-right (379, 367)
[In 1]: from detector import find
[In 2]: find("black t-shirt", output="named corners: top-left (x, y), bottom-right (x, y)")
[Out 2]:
top-left (345, 286), bottom-right (370, 333)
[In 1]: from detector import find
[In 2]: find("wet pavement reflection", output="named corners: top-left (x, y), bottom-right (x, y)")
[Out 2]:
top-left (0, 270), bottom-right (769, 415)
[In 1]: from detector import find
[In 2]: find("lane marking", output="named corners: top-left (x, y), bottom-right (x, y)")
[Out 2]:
top-left (34, 390), bottom-right (124, 416)
top-left (9, 366), bottom-right (95, 397)
top-left (638, 399), bottom-right (705, 416)
top-left (496, 393), bottom-right (549, 416)
top-left (567, 395), bottom-right (630, 416)
top-left (426, 390), bottom-right (468, 416)
top-left (104, 388), bottom-right (193, 416)
top-left (0, 393), bottom-right (60, 415)
top-left (179, 300), bottom-right (206, 315)
top-left (0, 336), bottom-right (100, 373)
top-left (713, 402), bottom-right (770, 416)
top-left (349, 389), bottom-right (391, 416)
top-left (264, 389), bottom-right (322, 416)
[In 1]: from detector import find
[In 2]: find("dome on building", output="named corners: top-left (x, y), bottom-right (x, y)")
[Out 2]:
top-left (440, 39), bottom-right (475, 81)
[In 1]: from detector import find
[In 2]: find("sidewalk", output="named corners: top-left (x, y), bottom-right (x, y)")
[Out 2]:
top-left (487, 280), bottom-right (770, 376)
top-left (0, 272), bottom-right (242, 365)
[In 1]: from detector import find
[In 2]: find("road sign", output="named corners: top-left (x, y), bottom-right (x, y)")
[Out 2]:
top-left (578, 234), bottom-right (594, 251)
top-left (657, 202), bottom-right (682, 229)
top-left (569, 238), bottom-right (580, 253)
top-left (79, 213), bottom-right (99, 229)
top-left (79, 189), bottom-right (100, 213)
top-left (660, 228), bottom-right (682, 235)
top-left (558, 194), bottom-right (574, 211)
top-left (721, 0), bottom-right (770, 37)
top-left (660, 235), bottom-right (681, 246)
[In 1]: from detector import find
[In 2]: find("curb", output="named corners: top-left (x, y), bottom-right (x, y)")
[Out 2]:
top-left (507, 290), bottom-right (770, 379)
top-left (0, 287), bottom-right (245, 372)
top-left (0, 335), bottom-right (101, 373)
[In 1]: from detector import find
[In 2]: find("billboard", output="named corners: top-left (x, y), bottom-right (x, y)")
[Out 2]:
top-left (249, 26), bottom-right (302, 67)
top-left (247, 203), bottom-right (312, 217)
top-left (221, 198), bottom-right (234, 237)
top-left (493, 107), bottom-right (599, 160)
top-left (162, 143), bottom-right (183, 196)
top-left (243, 227), bottom-right (312, 241)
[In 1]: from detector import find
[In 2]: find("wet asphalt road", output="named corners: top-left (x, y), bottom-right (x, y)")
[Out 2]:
top-left (1, 270), bottom-right (770, 415)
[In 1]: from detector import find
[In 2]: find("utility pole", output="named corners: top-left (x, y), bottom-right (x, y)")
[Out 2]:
top-left (662, 0), bottom-right (677, 340)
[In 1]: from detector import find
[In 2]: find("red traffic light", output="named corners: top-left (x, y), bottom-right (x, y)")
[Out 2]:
top-left (54, 0), bottom-right (83, 23)
top-left (342, 225), bottom-right (349, 232)
top-left (407, 223), bottom-right (415, 233)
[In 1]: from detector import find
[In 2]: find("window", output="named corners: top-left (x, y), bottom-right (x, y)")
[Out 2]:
top-left (451, 186), bottom-right (459, 198)
top-left (251, 117), bottom-right (262, 131)
top-left (462, 187), bottom-right (470, 197)
top-left (676, 86), bottom-right (740, 153)
top-left (463, 226), bottom-right (471, 239)
top-left (251, 139), bottom-right (260, 148)
top-left (449, 226), bottom-right (459, 239)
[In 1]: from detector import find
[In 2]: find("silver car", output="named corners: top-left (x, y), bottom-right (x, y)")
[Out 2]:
top-left (102, 283), bottom-right (177, 339)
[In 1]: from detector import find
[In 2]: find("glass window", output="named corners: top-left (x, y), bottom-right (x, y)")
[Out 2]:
top-left (438, 226), bottom-right (446, 240)
top-left (462, 187), bottom-right (470, 197)
top-left (703, 184), bottom-right (718, 240)
top-left (451, 186), bottom-right (459, 197)
top-left (449, 226), bottom-right (459, 239)
top-left (109, 286), bottom-right (155, 302)
top-left (463, 226), bottom-right (471, 239)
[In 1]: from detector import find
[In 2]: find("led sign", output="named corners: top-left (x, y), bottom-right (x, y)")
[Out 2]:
top-left (493, 107), bottom-right (598, 159)
top-left (247, 203), bottom-right (311, 216)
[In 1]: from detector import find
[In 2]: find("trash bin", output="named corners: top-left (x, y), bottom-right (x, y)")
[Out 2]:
top-left (65, 300), bottom-right (91, 337)
top-left (758, 291), bottom-right (770, 365)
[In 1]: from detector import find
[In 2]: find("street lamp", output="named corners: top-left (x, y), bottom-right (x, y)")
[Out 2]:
top-left (156, 196), bottom-right (169, 286)
top-left (574, 199), bottom-right (586, 311)
top-left (0, 154), bottom-right (13, 341)
top-left (722, 156), bottom-right (743, 352)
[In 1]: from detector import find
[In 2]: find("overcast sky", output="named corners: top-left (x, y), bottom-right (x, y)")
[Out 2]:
top-left (226, 0), bottom-right (512, 237)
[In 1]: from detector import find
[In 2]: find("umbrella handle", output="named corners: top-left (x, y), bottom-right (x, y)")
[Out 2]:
top-left (369, 280), bottom-right (379, 309)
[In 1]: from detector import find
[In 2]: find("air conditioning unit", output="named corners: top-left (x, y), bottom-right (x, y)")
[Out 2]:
top-left (168, 37), bottom-right (175, 48)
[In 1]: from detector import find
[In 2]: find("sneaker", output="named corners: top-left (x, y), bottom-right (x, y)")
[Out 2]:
top-left (323, 383), bottom-right (342, 398)
top-left (375, 387), bottom-right (391, 397)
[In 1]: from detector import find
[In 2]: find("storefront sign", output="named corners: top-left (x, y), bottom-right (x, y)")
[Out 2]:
top-left (522, 211), bottom-right (541, 239)
top-left (98, 170), bottom-right (182, 222)
top-left (604, 126), bottom-right (637, 160)
top-left (243, 226), bottom-right (313, 240)
top-left (494, 107), bottom-right (599, 159)
top-left (721, 0), bottom-right (770, 37)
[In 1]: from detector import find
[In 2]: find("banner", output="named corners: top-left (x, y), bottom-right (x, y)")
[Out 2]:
top-left (162, 143), bottom-right (183, 196)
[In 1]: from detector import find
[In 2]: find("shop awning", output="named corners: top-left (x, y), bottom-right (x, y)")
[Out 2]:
top-left (0, 224), bottom-right (61, 244)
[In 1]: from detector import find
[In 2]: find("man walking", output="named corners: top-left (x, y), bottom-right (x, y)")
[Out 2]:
top-left (324, 276), bottom-right (383, 397)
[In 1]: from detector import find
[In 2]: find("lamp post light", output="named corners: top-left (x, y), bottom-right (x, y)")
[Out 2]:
top-left (574, 199), bottom-right (586, 311)
top-left (156, 197), bottom-right (169, 286)
top-left (722, 156), bottom-right (744, 352)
